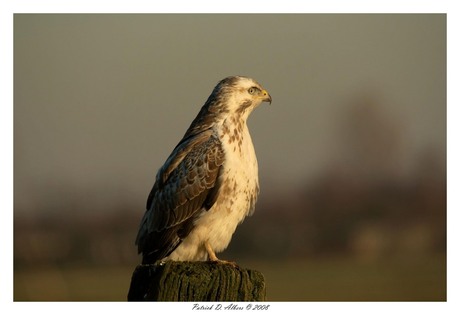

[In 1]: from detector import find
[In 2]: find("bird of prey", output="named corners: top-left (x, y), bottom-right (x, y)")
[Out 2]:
top-left (135, 76), bottom-right (271, 264)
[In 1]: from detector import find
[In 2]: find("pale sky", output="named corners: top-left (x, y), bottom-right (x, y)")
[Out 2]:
top-left (14, 14), bottom-right (446, 213)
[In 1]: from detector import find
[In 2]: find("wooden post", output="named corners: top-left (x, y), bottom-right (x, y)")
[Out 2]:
top-left (127, 261), bottom-right (266, 301)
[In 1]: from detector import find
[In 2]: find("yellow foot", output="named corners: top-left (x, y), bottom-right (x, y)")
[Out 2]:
top-left (204, 241), bottom-right (240, 269)
top-left (209, 259), bottom-right (240, 269)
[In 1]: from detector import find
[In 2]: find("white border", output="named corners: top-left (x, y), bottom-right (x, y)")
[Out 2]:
top-left (2, 1), bottom-right (457, 314)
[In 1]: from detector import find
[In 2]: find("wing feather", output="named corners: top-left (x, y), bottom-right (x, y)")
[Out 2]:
top-left (135, 130), bottom-right (225, 263)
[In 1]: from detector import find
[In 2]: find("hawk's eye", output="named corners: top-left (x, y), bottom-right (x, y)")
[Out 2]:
top-left (248, 87), bottom-right (257, 95)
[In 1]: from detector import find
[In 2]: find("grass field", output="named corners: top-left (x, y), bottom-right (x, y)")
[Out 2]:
top-left (14, 255), bottom-right (446, 301)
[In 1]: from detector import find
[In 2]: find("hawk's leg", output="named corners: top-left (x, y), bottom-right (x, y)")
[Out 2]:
top-left (204, 241), bottom-right (239, 268)
top-left (204, 240), bottom-right (220, 261)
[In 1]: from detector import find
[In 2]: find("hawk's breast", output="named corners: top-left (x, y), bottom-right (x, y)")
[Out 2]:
top-left (166, 120), bottom-right (259, 261)
top-left (198, 121), bottom-right (259, 250)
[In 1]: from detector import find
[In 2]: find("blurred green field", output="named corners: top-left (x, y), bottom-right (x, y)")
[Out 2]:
top-left (255, 256), bottom-right (446, 301)
top-left (14, 254), bottom-right (445, 301)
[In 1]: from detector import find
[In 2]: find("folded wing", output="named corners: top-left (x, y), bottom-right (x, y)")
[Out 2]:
top-left (135, 130), bottom-right (225, 263)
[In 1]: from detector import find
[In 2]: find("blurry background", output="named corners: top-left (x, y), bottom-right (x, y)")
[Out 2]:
top-left (14, 14), bottom-right (446, 301)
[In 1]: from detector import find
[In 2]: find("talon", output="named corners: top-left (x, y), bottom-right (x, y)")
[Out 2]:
top-left (204, 241), bottom-right (240, 269)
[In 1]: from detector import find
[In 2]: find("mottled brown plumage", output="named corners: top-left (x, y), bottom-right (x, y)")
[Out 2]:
top-left (136, 76), bottom-right (271, 264)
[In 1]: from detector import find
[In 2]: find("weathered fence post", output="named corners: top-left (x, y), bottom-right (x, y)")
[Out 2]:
top-left (127, 261), bottom-right (266, 301)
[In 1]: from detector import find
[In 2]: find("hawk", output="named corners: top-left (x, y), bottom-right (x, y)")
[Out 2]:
top-left (136, 76), bottom-right (271, 264)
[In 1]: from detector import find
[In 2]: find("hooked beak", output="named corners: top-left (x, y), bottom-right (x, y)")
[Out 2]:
top-left (261, 89), bottom-right (272, 104)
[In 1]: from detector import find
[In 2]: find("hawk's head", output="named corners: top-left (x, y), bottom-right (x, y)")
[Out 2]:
top-left (207, 76), bottom-right (272, 119)
top-left (184, 76), bottom-right (271, 137)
